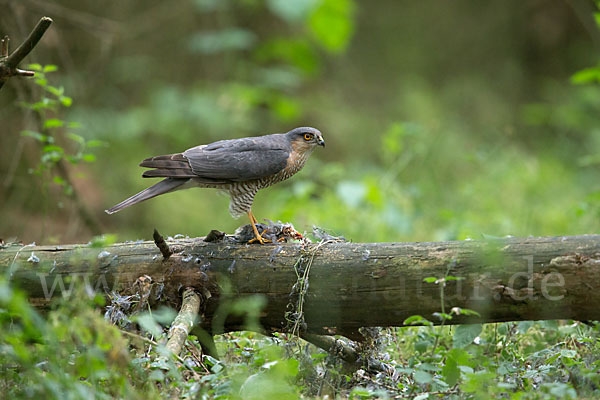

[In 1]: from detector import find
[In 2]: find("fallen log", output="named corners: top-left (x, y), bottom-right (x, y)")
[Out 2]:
top-left (1, 234), bottom-right (599, 337)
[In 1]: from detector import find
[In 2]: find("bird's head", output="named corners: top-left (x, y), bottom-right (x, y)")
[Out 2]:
top-left (286, 127), bottom-right (325, 151)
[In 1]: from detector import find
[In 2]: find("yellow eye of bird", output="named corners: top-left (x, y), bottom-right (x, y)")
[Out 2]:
top-left (304, 133), bottom-right (313, 141)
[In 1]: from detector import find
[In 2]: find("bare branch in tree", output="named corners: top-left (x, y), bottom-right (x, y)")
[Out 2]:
top-left (0, 16), bottom-right (52, 90)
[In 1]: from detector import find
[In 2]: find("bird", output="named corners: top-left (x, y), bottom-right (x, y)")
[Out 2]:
top-left (105, 127), bottom-right (325, 244)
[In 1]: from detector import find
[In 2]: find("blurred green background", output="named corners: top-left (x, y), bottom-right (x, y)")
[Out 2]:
top-left (1, 0), bottom-right (600, 244)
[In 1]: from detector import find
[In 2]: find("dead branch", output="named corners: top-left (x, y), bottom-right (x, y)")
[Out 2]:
top-left (0, 16), bottom-right (52, 90)
top-left (166, 287), bottom-right (203, 356)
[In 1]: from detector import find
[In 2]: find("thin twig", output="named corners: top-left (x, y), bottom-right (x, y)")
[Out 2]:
top-left (185, 342), bottom-right (211, 374)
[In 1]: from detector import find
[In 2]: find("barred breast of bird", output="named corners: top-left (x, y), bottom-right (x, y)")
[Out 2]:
top-left (227, 149), bottom-right (313, 218)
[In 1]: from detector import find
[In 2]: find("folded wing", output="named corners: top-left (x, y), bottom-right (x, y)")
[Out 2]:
top-left (141, 135), bottom-right (290, 182)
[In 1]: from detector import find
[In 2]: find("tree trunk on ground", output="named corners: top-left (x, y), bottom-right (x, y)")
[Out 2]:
top-left (1, 234), bottom-right (599, 337)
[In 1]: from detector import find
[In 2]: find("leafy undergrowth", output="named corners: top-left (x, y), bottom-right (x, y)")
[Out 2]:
top-left (2, 274), bottom-right (600, 400)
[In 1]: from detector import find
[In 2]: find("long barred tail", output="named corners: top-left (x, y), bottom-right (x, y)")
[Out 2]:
top-left (105, 178), bottom-right (188, 214)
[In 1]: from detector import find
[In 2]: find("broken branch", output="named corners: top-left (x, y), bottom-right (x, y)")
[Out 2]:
top-left (165, 287), bottom-right (202, 356)
top-left (153, 228), bottom-right (172, 260)
top-left (0, 16), bottom-right (52, 89)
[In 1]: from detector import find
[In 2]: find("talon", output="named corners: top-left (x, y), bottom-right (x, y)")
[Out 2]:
top-left (248, 234), bottom-right (272, 245)
top-left (247, 210), bottom-right (271, 244)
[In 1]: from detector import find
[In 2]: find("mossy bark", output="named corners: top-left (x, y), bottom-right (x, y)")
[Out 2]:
top-left (1, 235), bottom-right (600, 336)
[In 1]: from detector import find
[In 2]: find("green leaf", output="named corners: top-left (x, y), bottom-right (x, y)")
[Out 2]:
top-left (432, 312), bottom-right (452, 321)
top-left (43, 145), bottom-right (64, 154)
top-left (442, 356), bottom-right (460, 386)
top-left (403, 315), bottom-right (432, 326)
top-left (20, 130), bottom-right (46, 142)
top-left (413, 370), bottom-right (432, 384)
top-left (53, 176), bottom-right (66, 185)
top-left (148, 369), bottom-right (165, 381)
top-left (570, 67), bottom-right (600, 84)
top-left (423, 277), bottom-right (438, 283)
top-left (60, 96), bottom-right (73, 107)
top-left (87, 139), bottom-right (107, 148)
top-left (560, 349), bottom-right (577, 358)
top-left (67, 133), bottom-right (85, 144)
top-left (308, 0), bottom-right (355, 53)
top-left (43, 64), bottom-right (58, 73)
top-left (82, 154), bottom-right (96, 162)
top-left (27, 63), bottom-right (43, 71)
top-left (135, 313), bottom-right (163, 337)
top-left (453, 324), bottom-right (482, 348)
top-left (44, 118), bottom-right (64, 129)
top-left (447, 348), bottom-right (472, 366)
top-left (450, 307), bottom-right (481, 317)
top-left (46, 85), bottom-right (64, 97)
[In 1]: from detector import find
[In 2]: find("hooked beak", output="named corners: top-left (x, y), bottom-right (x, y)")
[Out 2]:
top-left (317, 135), bottom-right (325, 147)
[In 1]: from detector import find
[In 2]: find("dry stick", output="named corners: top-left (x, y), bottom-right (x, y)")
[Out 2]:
top-left (166, 287), bottom-right (202, 356)
top-left (0, 16), bottom-right (52, 90)
top-left (153, 228), bottom-right (172, 260)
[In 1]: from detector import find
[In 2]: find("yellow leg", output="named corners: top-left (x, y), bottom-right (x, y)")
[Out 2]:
top-left (247, 211), bottom-right (271, 244)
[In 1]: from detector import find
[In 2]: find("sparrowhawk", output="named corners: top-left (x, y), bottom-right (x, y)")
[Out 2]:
top-left (105, 127), bottom-right (325, 244)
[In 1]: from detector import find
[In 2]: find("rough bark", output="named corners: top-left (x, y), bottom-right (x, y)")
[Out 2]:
top-left (1, 234), bottom-right (600, 337)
